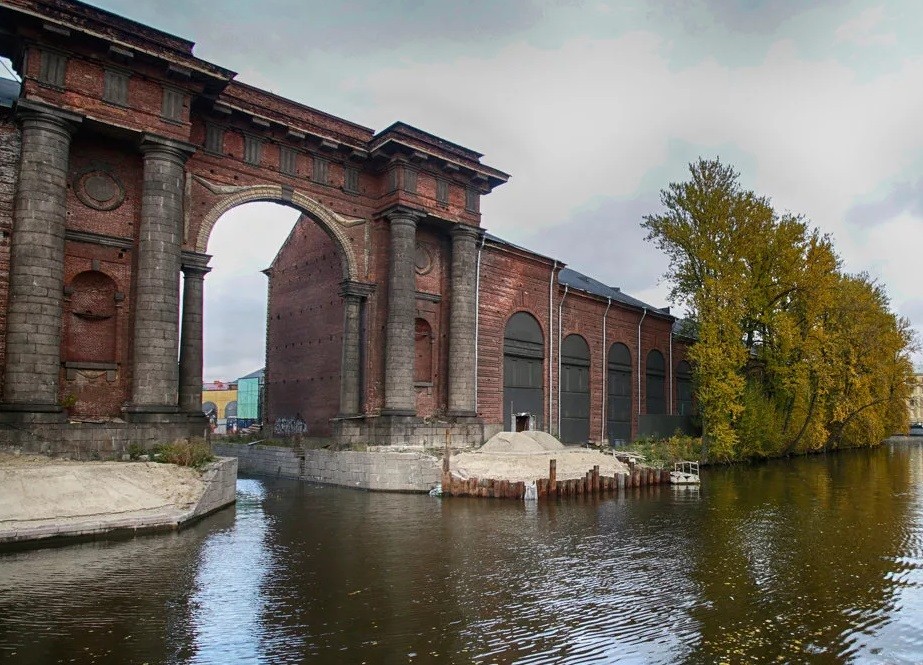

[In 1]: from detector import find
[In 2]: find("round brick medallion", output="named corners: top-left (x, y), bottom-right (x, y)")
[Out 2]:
top-left (74, 169), bottom-right (125, 211)
top-left (415, 243), bottom-right (433, 275)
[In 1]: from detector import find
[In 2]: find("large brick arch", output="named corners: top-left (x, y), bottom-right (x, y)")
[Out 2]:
top-left (194, 184), bottom-right (361, 281)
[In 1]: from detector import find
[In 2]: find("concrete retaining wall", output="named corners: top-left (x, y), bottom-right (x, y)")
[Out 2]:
top-left (213, 442), bottom-right (441, 492)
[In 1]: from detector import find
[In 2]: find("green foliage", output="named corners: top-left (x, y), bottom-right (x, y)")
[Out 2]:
top-left (152, 438), bottom-right (214, 469)
top-left (626, 434), bottom-right (700, 468)
top-left (643, 158), bottom-right (916, 462)
top-left (126, 442), bottom-right (145, 460)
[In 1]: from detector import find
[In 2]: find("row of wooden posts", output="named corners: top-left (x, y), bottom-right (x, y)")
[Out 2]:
top-left (440, 456), bottom-right (671, 500)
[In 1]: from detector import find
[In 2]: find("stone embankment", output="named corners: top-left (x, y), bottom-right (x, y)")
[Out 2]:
top-left (0, 452), bottom-right (237, 547)
top-left (213, 442), bottom-right (440, 492)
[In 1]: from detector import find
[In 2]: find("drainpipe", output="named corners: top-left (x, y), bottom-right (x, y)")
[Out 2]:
top-left (548, 261), bottom-right (557, 432)
top-left (669, 326), bottom-right (674, 415)
top-left (474, 232), bottom-right (487, 411)
top-left (637, 308), bottom-right (647, 416)
top-left (557, 285), bottom-right (569, 437)
top-left (601, 297), bottom-right (611, 444)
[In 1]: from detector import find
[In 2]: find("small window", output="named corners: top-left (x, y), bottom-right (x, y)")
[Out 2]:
top-left (403, 168), bottom-right (417, 194)
top-left (436, 179), bottom-right (449, 205)
top-left (205, 123), bottom-right (224, 154)
top-left (387, 167), bottom-right (399, 192)
top-left (103, 69), bottom-right (129, 106)
top-left (279, 146), bottom-right (297, 175)
top-left (465, 188), bottom-right (479, 213)
top-left (161, 87), bottom-right (185, 121)
top-left (39, 50), bottom-right (66, 87)
top-left (312, 156), bottom-right (328, 185)
top-left (244, 135), bottom-right (262, 166)
top-left (344, 165), bottom-right (359, 193)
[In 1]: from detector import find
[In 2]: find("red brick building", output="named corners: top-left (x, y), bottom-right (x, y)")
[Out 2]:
top-left (0, 0), bottom-right (691, 451)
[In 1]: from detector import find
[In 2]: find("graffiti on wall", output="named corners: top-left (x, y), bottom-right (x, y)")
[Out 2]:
top-left (274, 416), bottom-right (308, 437)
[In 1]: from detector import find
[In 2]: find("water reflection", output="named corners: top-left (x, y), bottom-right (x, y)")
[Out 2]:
top-left (2, 443), bottom-right (923, 663)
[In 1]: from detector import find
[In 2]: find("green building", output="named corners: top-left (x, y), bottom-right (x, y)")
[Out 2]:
top-left (236, 368), bottom-right (264, 426)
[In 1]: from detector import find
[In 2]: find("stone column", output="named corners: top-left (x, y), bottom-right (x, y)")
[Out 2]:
top-left (178, 257), bottom-right (210, 414)
top-left (1, 102), bottom-right (81, 416)
top-left (448, 224), bottom-right (481, 416)
top-left (338, 280), bottom-right (374, 417)
top-left (126, 135), bottom-right (194, 419)
top-left (382, 209), bottom-right (420, 416)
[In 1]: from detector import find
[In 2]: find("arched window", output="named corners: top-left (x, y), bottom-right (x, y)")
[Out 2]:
top-left (561, 334), bottom-right (591, 443)
top-left (607, 342), bottom-right (632, 444)
top-left (414, 318), bottom-right (433, 384)
top-left (65, 270), bottom-right (117, 364)
top-left (677, 360), bottom-right (694, 416)
top-left (224, 400), bottom-right (238, 418)
top-left (202, 401), bottom-right (217, 417)
top-left (503, 312), bottom-right (544, 431)
top-left (646, 350), bottom-right (666, 414)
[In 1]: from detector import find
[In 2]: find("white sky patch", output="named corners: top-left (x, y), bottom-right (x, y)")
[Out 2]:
top-left (834, 6), bottom-right (896, 46)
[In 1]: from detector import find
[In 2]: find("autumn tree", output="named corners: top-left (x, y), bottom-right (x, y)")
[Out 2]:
top-left (643, 158), bottom-right (914, 461)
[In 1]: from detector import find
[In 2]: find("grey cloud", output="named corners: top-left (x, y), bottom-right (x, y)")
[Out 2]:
top-left (845, 181), bottom-right (923, 227)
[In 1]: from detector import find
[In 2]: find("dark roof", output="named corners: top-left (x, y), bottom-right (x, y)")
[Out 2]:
top-left (0, 78), bottom-right (20, 108)
top-left (237, 368), bottom-right (264, 381)
top-left (558, 268), bottom-right (671, 318)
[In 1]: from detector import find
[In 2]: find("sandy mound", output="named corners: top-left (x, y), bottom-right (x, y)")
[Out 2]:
top-left (523, 430), bottom-right (566, 451)
top-left (452, 448), bottom-right (628, 483)
top-left (479, 431), bottom-right (548, 454)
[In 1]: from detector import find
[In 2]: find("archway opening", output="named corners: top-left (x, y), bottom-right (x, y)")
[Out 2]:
top-left (198, 200), bottom-right (350, 439)
top-left (607, 342), bottom-right (632, 444)
top-left (561, 334), bottom-right (590, 444)
top-left (646, 349), bottom-right (666, 415)
top-left (503, 312), bottom-right (545, 432)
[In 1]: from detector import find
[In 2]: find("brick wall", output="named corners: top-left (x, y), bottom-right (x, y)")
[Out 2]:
top-left (0, 114), bottom-right (20, 393)
top-left (265, 216), bottom-right (344, 436)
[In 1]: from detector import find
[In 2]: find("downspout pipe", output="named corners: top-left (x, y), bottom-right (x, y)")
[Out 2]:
top-left (637, 307), bottom-right (647, 416)
top-left (557, 285), bottom-right (569, 437)
top-left (548, 261), bottom-right (557, 432)
top-left (669, 326), bottom-right (674, 415)
top-left (474, 232), bottom-right (487, 411)
top-left (601, 297), bottom-right (611, 444)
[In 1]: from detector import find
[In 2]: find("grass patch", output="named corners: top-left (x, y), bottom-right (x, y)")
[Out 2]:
top-left (151, 438), bottom-right (214, 469)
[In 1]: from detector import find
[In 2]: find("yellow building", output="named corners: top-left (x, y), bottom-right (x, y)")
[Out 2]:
top-left (202, 381), bottom-right (238, 433)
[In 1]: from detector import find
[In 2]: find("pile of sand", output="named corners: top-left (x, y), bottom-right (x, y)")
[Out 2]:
top-left (452, 431), bottom-right (627, 482)
top-left (479, 430), bottom-right (566, 454)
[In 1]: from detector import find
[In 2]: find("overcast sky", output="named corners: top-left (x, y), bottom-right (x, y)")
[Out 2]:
top-left (11, 0), bottom-right (923, 380)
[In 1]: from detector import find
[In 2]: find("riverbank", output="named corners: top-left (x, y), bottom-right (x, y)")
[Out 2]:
top-left (0, 452), bottom-right (237, 547)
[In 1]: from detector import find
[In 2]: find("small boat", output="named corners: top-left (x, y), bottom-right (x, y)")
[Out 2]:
top-left (670, 460), bottom-right (701, 485)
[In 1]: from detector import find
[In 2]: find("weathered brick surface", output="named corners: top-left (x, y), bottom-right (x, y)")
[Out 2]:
top-left (265, 217), bottom-right (343, 436)
top-left (0, 115), bottom-right (21, 392)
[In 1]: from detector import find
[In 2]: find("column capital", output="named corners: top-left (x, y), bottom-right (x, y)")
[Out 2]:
top-left (450, 223), bottom-right (483, 242)
top-left (340, 280), bottom-right (376, 300)
top-left (140, 133), bottom-right (197, 164)
top-left (15, 99), bottom-right (82, 137)
top-left (383, 205), bottom-right (425, 227)
top-left (181, 250), bottom-right (212, 277)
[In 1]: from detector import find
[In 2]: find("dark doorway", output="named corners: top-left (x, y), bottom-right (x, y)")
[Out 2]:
top-left (677, 360), bottom-right (694, 416)
top-left (646, 349), bottom-right (666, 414)
top-left (503, 312), bottom-right (544, 432)
top-left (607, 342), bottom-right (632, 445)
top-left (561, 334), bottom-right (590, 444)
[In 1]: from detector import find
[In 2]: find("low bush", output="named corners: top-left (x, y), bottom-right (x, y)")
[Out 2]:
top-left (152, 438), bottom-right (214, 469)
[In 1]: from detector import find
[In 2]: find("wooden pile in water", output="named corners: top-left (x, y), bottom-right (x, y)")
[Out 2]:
top-left (441, 455), bottom-right (671, 500)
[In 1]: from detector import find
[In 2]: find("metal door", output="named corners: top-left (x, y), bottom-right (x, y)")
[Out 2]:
top-left (561, 334), bottom-right (590, 444)
top-left (607, 342), bottom-right (631, 444)
top-left (503, 312), bottom-right (544, 431)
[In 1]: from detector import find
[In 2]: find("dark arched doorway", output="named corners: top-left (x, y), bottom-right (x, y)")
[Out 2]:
top-left (503, 312), bottom-right (544, 432)
top-left (606, 342), bottom-right (632, 444)
top-left (677, 360), bottom-right (694, 416)
top-left (646, 349), bottom-right (666, 414)
top-left (561, 334), bottom-right (590, 444)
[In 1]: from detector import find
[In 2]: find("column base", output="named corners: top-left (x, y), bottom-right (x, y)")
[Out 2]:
top-left (380, 408), bottom-right (417, 417)
top-left (123, 405), bottom-right (183, 424)
top-left (0, 403), bottom-right (65, 424)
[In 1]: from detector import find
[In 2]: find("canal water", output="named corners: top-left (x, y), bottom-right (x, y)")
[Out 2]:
top-left (2, 441), bottom-right (923, 664)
